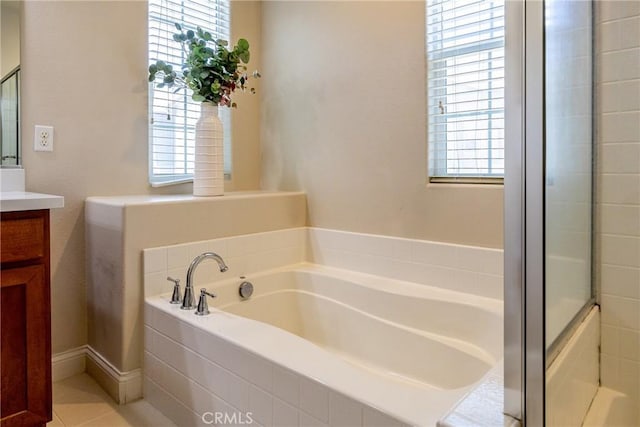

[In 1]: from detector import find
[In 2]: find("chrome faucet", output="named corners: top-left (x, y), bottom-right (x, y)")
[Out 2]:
top-left (181, 252), bottom-right (228, 310)
top-left (195, 288), bottom-right (217, 316)
top-left (166, 276), bottom-right (182, 304)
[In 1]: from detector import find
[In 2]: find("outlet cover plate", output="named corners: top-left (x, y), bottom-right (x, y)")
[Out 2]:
top-left (34, 125), bottom-right (54, 152)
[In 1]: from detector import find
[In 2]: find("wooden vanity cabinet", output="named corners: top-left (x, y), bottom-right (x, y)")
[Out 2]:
top-left (0, 209), bottom-right (52, 427)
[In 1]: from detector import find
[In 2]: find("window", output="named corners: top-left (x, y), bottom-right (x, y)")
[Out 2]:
top-left (427, 0), bottom-right (505, 182)
top-left (148, 0), bottom-right (231, 186)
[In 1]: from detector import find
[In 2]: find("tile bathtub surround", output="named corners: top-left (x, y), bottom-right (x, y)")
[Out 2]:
top-left (596, 0), bottom-right (640, 409)
top-left (144, 304), bottom-right (407, 427)
top-left (143, 228), bottom-right (307, 298)
top-left (144, 227), bottom-right (504, 301)
top-left (438, 362), bottom-right (519, 427)
top-left (305, 228), bottom-right (504, 300)
top-left (142, 227), bottom-right (503, 426)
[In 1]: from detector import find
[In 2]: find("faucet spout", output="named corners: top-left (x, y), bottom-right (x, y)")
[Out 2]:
top-left (181, 252), bottom-right (228, 310)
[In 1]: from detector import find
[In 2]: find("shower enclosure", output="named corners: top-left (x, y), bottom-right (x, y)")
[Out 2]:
top-left (504, 0), bottom-right (595, 424)
top-left (544, 0), bottom-right (594, 354)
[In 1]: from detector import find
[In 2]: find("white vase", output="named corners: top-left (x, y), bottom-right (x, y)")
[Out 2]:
top-left (194, 103), bottom-right (224, 196)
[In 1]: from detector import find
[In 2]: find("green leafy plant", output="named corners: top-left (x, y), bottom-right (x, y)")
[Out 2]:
top-left (148, 23), bottom-right (260, 107)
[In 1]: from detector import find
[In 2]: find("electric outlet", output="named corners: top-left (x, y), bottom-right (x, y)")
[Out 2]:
top-left (34, 125), bottom-right (54, 152)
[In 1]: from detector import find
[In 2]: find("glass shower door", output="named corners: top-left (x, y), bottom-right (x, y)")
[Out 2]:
top-left (544, 0), bottom-right (594, 353)
top-left (503, 0), bottom-right (595, 423)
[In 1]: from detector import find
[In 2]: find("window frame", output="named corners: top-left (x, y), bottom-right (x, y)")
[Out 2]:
top-left (426, 0), bottom-right (505, 184)
top-left (147, 0), bottom-right (232, 187)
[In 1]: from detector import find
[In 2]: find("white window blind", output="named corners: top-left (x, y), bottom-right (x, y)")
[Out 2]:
top-left (148, 0), bottom-right (231, 185)
top-left (427, 0), bottom-right (505, 181)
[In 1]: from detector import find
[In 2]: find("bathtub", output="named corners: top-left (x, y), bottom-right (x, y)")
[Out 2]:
top-left (144, 263), bottom-right (503, 426)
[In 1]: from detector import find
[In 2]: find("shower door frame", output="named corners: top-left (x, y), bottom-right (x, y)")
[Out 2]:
top-left (504, 0), bottom-right (546, 424)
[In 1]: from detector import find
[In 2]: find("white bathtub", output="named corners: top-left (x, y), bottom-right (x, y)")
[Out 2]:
top-left (145, 263), bottom-right (503, 426)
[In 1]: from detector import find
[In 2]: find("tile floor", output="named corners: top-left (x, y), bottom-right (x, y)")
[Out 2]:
top-left (582, 387), bottom-right (638, 427)
top-left (48, 373), bottom-right (176, 427)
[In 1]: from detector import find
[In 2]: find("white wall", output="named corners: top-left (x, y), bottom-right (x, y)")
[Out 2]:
top-left (596, 0), bottom-right (640, 415)
top-left (260, 1), bottom-right (504, 249)
top-left (21, 0), bottom-right (262, 356)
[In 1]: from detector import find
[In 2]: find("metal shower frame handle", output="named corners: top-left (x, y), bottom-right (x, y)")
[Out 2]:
top-left (504, 0), bottom-right (546, 424)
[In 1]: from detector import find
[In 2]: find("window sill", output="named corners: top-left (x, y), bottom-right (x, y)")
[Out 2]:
top-left (150, 173), bottom-right (232, 188)
top-left (429, 176), bottom-right (504, 185)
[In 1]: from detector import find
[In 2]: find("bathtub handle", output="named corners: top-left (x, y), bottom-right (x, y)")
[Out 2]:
top-left (166, 277), bottom-right (182, 304)
top-left (195, 288), bottom-right (217, 316)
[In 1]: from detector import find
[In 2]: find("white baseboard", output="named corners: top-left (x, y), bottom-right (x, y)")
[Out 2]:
top-left (51, 345), bottom-right (142, 404)
top-left (85, 346), bottom-right (143, 404)
top-left (52, 346), bottom-right (87, 382)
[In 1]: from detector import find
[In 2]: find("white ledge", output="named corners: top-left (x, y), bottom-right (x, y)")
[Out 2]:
top-left (86, 191), bottom-right (305, 207)
top-left (0, 191), bottom-right (65, 212)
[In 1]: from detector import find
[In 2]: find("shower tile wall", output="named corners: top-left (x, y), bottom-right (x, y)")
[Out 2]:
top-left (596, 0), bottom-right (640, 410)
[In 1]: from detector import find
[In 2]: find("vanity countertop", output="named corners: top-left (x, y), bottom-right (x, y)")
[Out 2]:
top-left (0, 191), bottom-right (64, 212)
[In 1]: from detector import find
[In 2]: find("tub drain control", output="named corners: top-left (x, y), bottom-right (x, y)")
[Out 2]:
top-left (239, 281), bottom-right (254, 299)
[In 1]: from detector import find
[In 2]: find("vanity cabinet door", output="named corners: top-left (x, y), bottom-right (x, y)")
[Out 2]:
top-left (0, 210), bottom-right (52, 427)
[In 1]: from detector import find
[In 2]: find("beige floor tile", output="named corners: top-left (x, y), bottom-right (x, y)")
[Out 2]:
top-left (52, 373), bottom-right (176, 427)
top-left (583, 387), bottom-right (638, 427)
top-left (111, 400), bottom-right (176, 427)
top-left (54, 401), bottom-right (117, 426)
top-left (47, 411), bottom-right (65, 427)
top-left (76, 410), bottom-right (138, 427)
top-left (53, 374), bottom-right (117, 404)
top-left (53, 374), bottom-right (118, 426)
